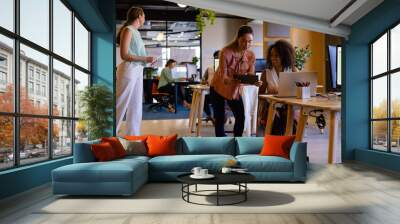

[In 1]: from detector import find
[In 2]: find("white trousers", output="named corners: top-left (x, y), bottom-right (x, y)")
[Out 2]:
top-left (240, 85), bottom-right (259, 136)
top-left (116, 62), bottom-right (143, 136)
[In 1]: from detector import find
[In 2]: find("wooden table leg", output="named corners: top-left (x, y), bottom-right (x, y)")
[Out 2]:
top-left (188, 90), bottom-right (199, 134)
top-left (295, 107), bottom-right (308, 141)
top-left (265, 102), bottom-right (276, 135)
top-left (196, 90), bottom-right (206, 136)
top-left (285, 105), bottom-right (294, 136)
top-left (328, 111), bottom-right (338, 164)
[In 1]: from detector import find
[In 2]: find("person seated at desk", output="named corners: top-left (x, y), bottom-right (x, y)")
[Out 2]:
top-left (258, 40), bottom-right (297, 135)
top-left (158, 59), bottom-right (191, 111)
top-left (201, 50), bottom-right (219, 124)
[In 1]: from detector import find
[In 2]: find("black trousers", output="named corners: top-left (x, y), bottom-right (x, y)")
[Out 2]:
top-left (203, 94), bottom-right (212, 117)
top-left (158, 83), bottom-right (187, 105)
top-left (210, 87), bottom-right (245, 137)
top-left (158, 84), bottom-right (175, 105)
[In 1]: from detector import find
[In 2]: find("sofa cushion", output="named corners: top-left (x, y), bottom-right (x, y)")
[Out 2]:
top-left (101, 137), bottom-right (127, 158)
top-left (118, 138), bottom-right (147, 156)
top-left (73, 139), bottom-right (100, 163)
top-left (53, 159), bottom-right (147, 183)
top-left (148, 154), bottom-right (235, 172)
top-left (236, 155), bottom-right (293, 172)
top-left (178, 137), bottom-right (235, 155)
top-left (235, 137), bottom-right (264, 155)
top-left (125, 135), bottom-right (148, 141)
top-left (115, 155), bottom-right (150, 163)
top-left (260, 135), bottom-right (296, 159)
top-left (91, 142), bottom-right (118, 161)
top-left (147, 134), bottom-right (177, 157)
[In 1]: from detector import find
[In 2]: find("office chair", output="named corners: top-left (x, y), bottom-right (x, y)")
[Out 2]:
top-left (147, 79), bottom-right (173, 112)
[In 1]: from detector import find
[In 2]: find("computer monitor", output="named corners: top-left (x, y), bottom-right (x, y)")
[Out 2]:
top-left (328, 45), bottom-right (342, 91)
top-left (277, 72), bottom-right (318, 97)
top-left (255, 59), bottom-right (267, 72)
top-left (186, 63), bottom-right (197, 79)
top-left (171, 66), bottom-right (187, 79)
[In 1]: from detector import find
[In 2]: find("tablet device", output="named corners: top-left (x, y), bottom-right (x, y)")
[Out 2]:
top-left (233, 74), bottom-right (259, 84)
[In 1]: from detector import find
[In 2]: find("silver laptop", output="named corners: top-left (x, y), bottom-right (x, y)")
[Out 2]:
top-left (277, 72), bottom-right (318, 97)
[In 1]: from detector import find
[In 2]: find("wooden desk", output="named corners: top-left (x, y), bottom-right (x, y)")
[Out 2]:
top-left (259, 95), bottom-right (341, 164)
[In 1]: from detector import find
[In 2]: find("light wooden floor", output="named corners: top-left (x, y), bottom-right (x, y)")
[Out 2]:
top-left (1, 119), bottom-right (400, 224)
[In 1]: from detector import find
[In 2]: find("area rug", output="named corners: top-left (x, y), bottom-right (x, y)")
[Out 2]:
top-left (37, 183), bottom-right (362, 214)
top-left (142, 104), bottom-right (191, 120)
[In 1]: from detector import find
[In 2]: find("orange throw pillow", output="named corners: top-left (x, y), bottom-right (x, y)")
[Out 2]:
top-left (146, 134), bottom-right (177, 157)
top-left (101, 137), bottom-right (126, 158)
top-left (91, 142), bottom-right (117, 161)
top-left (260, 135), bottom-right (296, 159)
top-left (124, 135), bottom-right (148, 141)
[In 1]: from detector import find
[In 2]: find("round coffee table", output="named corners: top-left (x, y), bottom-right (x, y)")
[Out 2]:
top-left (177, 173), bottom-right (255, 206)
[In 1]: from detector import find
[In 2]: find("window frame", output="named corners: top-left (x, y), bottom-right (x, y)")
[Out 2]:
top-left (370, 20), bottom-right (400, 154)
top-left (0, 0), bottom-right (92, 171)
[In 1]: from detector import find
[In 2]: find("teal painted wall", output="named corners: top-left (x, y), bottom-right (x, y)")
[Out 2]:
top-left (91, 0), bottom-right (116, 135)
top-left (0, 0), bottom-right (116, 200)
top-left (344, 0), bottom-right (400, 170)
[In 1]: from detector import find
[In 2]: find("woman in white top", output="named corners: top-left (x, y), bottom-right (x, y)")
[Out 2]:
top-left (259, 40), bottom-right (297, 94)
top-left (116, 7), bottom-right (155, 135)
top-left (259, 40), bottom-right (297, 134)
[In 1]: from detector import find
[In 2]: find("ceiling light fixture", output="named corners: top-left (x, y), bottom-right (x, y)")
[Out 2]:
top-left (177, 3), bottom-right (187, 8)
top-left (156, 32), bottom-right (165, 41)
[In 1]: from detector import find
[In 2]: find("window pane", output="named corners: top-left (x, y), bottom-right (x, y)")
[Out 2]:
top-left (391, 24), bottom-right (400, 70)
top-left (74, 69), bottom-right (89, 118)
top-left (75, 120), bottom-right (88, 143)
top-left (20, 44), bottom-right (49, 115)
top-left (53, 0), bottom-right (72, 60)
top-left (75, 18), bottom-right (89, 70)
top-left (20, 0), bottom-right (49, 49)
top-left (53, 119), bottom-right (72, 158)
top-left (372, 76), bottom-right (387, 119)
top-left (0, 0), bottom-right (14, 31)
top-left (20, 117), bottom-right (49, 165)
top-left (391, 72), bottom-right (400, 118)
top-left (0, 35), bottom-right (14, 112)
top-left (372, 121), bottom-right (388, 151)
top-left (0, 116), bottom-right (13, 170)
top-left (391, 120), bottom-right (400, 153)
top-left (53, 59), bottom-right (72, 117)
top-left (372, 33), bottom-right (387, 76)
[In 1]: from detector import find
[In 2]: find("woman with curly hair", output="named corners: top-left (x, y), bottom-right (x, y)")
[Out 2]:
top-left (259, 40), bottom-right (297, 94)
top-left (259, 40), bottom-right (297, 135)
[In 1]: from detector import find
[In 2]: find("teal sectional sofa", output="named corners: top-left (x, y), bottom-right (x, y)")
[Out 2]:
top-left (52, 137), bottom-right (307, 196)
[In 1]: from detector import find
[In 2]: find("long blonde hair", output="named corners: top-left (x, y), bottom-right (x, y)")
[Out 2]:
top-left (116, 7), bottom-right (144, 44)
top-left (225, 25), bottom-right (253, 50)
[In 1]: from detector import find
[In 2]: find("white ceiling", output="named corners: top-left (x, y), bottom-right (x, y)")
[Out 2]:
top-left (165, 0), bottom-right (384, 38)
top-left (227, 0), bottom-right (352, 22)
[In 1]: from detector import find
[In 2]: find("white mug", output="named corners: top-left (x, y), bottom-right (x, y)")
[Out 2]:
top-left (221, 167), bottom-right (232, 174)
top-left (200, 169), bottom-right (208, 176)
top-left (191, 167), bottom-right (202, 176)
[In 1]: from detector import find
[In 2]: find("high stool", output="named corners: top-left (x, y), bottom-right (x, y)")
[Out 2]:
top-left (188, 84), bottom-right (210, 136)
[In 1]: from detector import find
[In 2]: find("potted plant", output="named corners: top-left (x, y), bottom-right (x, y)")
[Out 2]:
top-left (195, 9), bottom-right (216, 34)
top-left (294, 45), bottom-right (312, 71)
top-left (191, 56), bottom-right (199, 65)
top-left (79, 84), bottom-right (114, 140)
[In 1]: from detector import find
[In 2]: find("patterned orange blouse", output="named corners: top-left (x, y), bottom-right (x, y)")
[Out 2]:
top-left (211, 47), bottom-right (255, 100)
